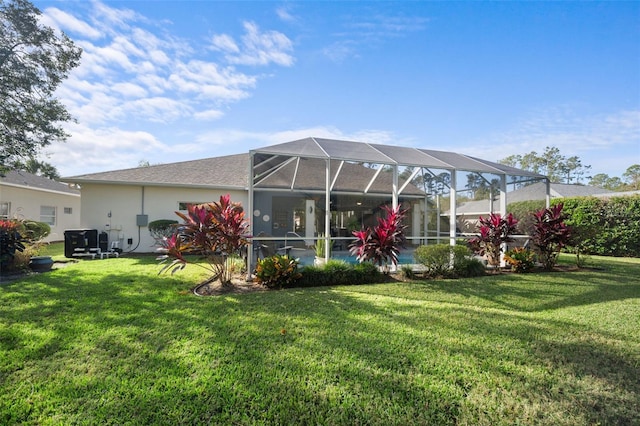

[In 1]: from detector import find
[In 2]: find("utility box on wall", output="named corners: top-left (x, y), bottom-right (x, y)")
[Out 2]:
top-left (136, 214), bottom-right (149, 227)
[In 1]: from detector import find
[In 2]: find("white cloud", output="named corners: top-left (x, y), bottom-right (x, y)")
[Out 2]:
top-left (42, 7), bottom-right (102, 39)
top-left (211, 34), bottom-right (239, 54)
top-left (194, 109), bottom-right (225, 121)
top-left (44, 123), bottom-right (170, 176)
top-left (111, 82), bottom-right (148, 98)
top-left (461, 108), bottom-right (640, 176)
top-left (276, 5), bottom-right (297, 23)
top-left (210, 21), bottom-right (294, 67)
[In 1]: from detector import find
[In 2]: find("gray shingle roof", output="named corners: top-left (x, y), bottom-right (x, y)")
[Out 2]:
top-left (63, 154), bottom-right (249, 189)
top-left (1, 170), bottom-right (80, 195)
top-left (453, 182), bottom-right (614, 215)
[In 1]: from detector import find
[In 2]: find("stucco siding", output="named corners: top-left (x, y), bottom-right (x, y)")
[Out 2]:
top-left (0, 184), bottom-right (81, 242)
top-left (79, 183), bottom-right (247, 253)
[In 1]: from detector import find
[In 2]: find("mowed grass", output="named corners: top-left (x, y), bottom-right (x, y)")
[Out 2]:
top-left (0, 253), bottom-right (638, 425)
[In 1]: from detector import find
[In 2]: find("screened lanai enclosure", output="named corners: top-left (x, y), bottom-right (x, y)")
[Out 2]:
top-left (247, 138), bottom-right (547, 269)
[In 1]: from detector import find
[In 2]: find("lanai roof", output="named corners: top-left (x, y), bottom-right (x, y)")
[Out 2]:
top-left (252, 137), bottom-right (546, 178)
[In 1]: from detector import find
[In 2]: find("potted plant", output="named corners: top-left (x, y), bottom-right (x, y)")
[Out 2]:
top-left (314, 233), bottom-right (331, 266)
top-left (23, 221), bottom-right (53, 272)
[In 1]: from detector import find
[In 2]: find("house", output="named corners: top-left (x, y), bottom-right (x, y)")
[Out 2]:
top-left (0, 170), bottom-right (81, 242)
top-left (450, 181), bottom-right (614, 232)
top-left (63, 138), bottom-right (546, 265)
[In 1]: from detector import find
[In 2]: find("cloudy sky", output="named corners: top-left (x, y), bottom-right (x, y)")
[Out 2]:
top-left (33, 0), bottom-right (640, 179)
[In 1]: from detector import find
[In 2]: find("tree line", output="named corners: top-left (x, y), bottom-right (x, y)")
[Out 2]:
top-left (499, 146), bottom-right (639, 192)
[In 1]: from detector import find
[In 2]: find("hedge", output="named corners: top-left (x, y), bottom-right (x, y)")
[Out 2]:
top-left (508, 194), bottom-right (640, 257)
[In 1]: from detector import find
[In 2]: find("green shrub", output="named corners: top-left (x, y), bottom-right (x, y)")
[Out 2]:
top-left (452, 256), bottom-right (487, 278)
top-left (148, 219), bottom-right (178, 243)
top-left (400, 264), bottom-right (415, 279)
top-left (297, 260), bottom-right (382, 287)
top-left (504, 247), bottom-right (536, 273)
top-left (508, 200), bottom-right (546, 235)
top-left (255, 254), bottom-right (301, 289)
top-left (562, 195), bottom-right (640, 257)
top-left (22, 221), bottom-right (51, 243)
top-left (414, 244), bottom-right (477, 278)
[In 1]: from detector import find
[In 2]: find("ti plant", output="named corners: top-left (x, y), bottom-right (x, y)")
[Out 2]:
top-left (0, 220), bottom-right (25, 271)
top-left (158, 194), bottom-right (251, 284)
top-left (469, 213), bottom-right (519, 268)
top-left (349, 205), bottom-right (408, 274)
top-left (530, 203), bottom-right (571, 270)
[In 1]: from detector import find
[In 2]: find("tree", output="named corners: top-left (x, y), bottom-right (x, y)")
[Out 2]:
top-left (499, 147), bottom-right (591, 184)
top-left (19, 157), bottom-right (60, 180)
top-left (588, 173), bottom-right (621, 191)
top-left (622, 164), bottom-right (640, 190)
top-left (0, 0), bottom-right (82, 175)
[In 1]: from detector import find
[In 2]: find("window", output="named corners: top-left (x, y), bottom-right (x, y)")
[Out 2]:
top-left (0, 202), bottom-right (9, 219)
top-left (64, 207), bottom-right (73, 214)
top-left (40, 206), bottom-right (56, 226)
top-left (178, 202), bottom-right (205, 210)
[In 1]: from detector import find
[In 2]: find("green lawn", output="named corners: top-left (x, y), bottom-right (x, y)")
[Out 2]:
top-left (1, 254), bottom-right (638, 425)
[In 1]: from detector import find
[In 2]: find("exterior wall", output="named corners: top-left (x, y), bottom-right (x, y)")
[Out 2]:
top-left (79, 183), bottom-right (247, 253)
top-left (0, 184), bottom-right (81, 242)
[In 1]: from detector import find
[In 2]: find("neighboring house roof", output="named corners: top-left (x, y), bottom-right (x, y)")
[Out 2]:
top-left (452, 182), bottom-right (614, 216)
top-left (63, 154), bottom-right (250, 189)
top-left (591, 190), bottom-right (640, 199)
top-left (0, 170), bottom-right (80, 196)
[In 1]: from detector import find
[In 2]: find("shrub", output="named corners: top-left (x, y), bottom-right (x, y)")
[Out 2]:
top-left (557, 195), bottom-right (640, 257)
top-left (21, 221), bottom-right (51, 243)
top-left (148, 219), bottom-right (178, 244)
top-left (297, 260), bottom-right (382, 288)
top-left (504, 247), bottom-right (536, 273)
top-left (349, 205), bottom-right (408, 273)
top-left (255, 255), bottom-right (301, 289)
top-left (530, 203), bottom-right (570, 271)
top-left (453, 256), bottom-right (486, 278)
top-left (468, 213), bottom-right (519, 267)
top-left (414, 243), bottom-right (483, 278)
top-left (400, 264), bottom-right (415, 280)
top-left (0, 220), bottom-right (25, 272)
top-left (508, 200), bottom-right (546, 235)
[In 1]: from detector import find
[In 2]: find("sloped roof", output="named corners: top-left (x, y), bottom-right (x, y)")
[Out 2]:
top-left (253, 137), bottom-right (545, 178)
top-left (1, 170), bottom-right (80, 196)
top-left (64, 154), bottom-right (249, 189)
top-left (453, 182), bottom-right (614, 215)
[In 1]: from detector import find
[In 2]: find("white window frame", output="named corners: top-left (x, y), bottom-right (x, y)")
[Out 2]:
top-left (40, 205), bottom-right (57, 226)
top-left (0, 202), bottom-right (9, 220)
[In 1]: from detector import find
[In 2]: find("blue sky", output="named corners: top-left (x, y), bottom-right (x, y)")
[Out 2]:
top-left (33, 0), bottom-right (640, 179)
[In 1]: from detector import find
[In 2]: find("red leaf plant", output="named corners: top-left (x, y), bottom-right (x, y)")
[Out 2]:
top-left (349, 205), bottom-right (408, 274)
top-left (530, 203), bottom-right (571, 270)
top-left (157, 194), bottom-right (251, 284)
top-left (468, 212), bottom-right (519, 268)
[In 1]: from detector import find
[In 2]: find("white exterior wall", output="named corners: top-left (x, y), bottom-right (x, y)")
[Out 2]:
top-left (79, 183), bottom-right (247, 253)
top-left (0, 184), bottom-right (81, 242)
